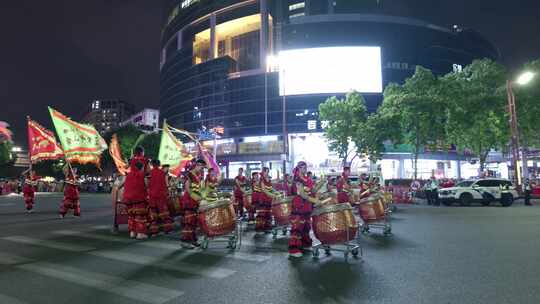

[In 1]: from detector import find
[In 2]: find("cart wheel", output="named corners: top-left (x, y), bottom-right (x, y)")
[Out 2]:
top-left (344, 251), bottom-right (349, 261)
top-left (312, 249), bottom-right (320, 258)
top-left (384, 227), bottom-right (392, 236)
top-left (362, 226), bottom-right (370, 234)
top-left (228, 239), bottom-right (237, 250)
top-left (201, 239), bottom-right (209, 250)
top-left (324, 248), bottom-right (331, 255)
top-left (111, 226), bottom-right (119, 234)
top-left (352, 248), bottom-right (359, 257)
top-left (282, 228), bottom-right (287, 236)
top-left (272, 229), bottom-right (278, 240)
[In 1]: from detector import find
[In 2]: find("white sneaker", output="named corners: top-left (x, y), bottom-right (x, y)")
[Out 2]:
top-left (289, 252), bottom-right (303, 258)
top-left (130, 231), bottom-right (136, 238)
top-left (59, 214), bottom-right (65, 219)
top-left (27, 210), bottom-right (33, 214)
top-left (136, 233), bottom-right (148, 240)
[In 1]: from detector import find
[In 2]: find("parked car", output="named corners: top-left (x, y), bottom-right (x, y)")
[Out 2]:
top-left (438, 178), bottom-right (518, 207)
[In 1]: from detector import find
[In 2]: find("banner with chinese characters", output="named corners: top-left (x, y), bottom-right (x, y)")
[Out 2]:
top-left (48, 107), bottom-right (107, 165)
top-left (27, 118), bottom-right (64, 163)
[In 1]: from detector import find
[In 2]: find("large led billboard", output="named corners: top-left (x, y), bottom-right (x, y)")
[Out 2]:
top-left (278, 46), bottom-right (383, 96)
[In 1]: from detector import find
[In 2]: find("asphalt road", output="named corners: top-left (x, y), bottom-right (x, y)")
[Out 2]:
top-left (0, 193), bottom-right (539, 304)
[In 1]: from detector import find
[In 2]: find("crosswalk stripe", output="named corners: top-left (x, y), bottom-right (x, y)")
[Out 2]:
top-left (89, 225), bottom-right (111, 230)
top-left (1, 236), bottom-right (95, 252)
top-left (0, 253), bottom-right (33, 265)
top-left (0, 293), bottom-right (28, 304)
top-left (52, 230), bottom-right (134, 244)
top-left (91, 250), bottom-right (236, 279)
top-left (0, 203), bottom-right (15, 207)
top-left (18, 262), bottom-right (184, 304)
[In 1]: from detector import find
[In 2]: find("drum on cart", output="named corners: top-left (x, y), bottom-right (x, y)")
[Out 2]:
top-left (312, 203), bottom-right (358, 245)
top-left (198, 199), bottom-right (236, 237)
top-left (111, 184), bottom-right (128, 232)
top-left (358, 195), bottom-right (385, 220)
top-left (272, 196), bottom-right (293, 226)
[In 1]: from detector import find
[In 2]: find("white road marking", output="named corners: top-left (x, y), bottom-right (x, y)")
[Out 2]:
top-left (18, 262), bottom-right (184, 304)
top-left (0, 253), bottom-right (33, 265)
top-left (91, 250), bottom-right (235, 279)
top-left (0, 203), bottom-right (15, 207)
top-left (2, 236), bottom-right (95, 252)
top-left (0, 293), bottom-right (28, 304)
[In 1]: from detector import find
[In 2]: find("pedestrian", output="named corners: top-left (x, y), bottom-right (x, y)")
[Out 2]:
top-left (524, 179), bottom-right (532, 206)
top-left (288, 161), bottom-right (317, 258)
top-left (233, 168), bottom-right (247, 218)
top-left (148, 160), bottom-right (174, 236)
top-left (256, 167), bottom-right (274, 234)
top-left (180, 159), bottom-right (206, 249)
top-left (59, 166), bottom-right (81, 218)
top-left (123, 146), bottom-right (150, 240)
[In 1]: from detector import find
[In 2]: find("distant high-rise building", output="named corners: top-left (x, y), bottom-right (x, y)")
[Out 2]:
top-left (83, 99), bottom-right (136, 134)
top-left (121, 108), bottom-right (160, 133)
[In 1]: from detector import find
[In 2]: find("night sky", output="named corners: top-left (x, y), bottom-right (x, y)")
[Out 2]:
top-left (1, 0), bottom-right (539, 146)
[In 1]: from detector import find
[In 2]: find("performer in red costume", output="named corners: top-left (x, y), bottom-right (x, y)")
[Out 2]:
top-left (282, 173), bottom-right (292, 196)
top-left (256, 167), bottom-right (275, 234)
top-left (233, 168), bottom-right (247, 218)
top-left (180, 159), bottom-right (206, 249)
top-left (249, 172), bottom-right (260, 225)
top-left (59, 166), bottom-right (80, 218)
top-left (123, 146), bottom-right (150, 240)
top-left (22, 170), bottom-right (39, 213)
top-left (288, 161), bottom-right (318, 258)
top-left (148, 160), bottom-right (174, 236)
top-left (336, 167), bottom-right (352, 204)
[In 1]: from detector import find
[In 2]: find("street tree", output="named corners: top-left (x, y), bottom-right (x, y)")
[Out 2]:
top-left (378, 67), bottom-right (447, 178)
top-left (513, 59), bottom-right (540, 149)
top-left (442, 59), bottom-right (510, 172)
top-left (319, 91), bottom-right (368, 165)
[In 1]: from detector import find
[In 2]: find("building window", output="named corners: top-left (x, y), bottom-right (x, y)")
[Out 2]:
top-left (289, 2), bottom-right (305, 11)
top-left (193, 14), bottom-right (269, 72)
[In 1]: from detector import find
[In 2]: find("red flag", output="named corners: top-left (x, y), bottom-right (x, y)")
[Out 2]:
top-left (109, 134), bottom-right (128, 175)
top-left (27, 118), bottom-right (64, 163)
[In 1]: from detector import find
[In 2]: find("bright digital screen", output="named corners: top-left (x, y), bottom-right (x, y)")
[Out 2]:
top-left (278, 46), bottom-right (383, 96)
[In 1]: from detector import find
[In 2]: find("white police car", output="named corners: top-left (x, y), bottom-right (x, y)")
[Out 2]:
top-left (438, 178), bottom-right (518, 207)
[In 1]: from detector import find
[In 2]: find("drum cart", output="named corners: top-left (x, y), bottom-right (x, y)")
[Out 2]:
top-left (200, 219), bottom-right (242, 250)
top-left (358, 195), bottom-right (392, 236)
top-left (311, 204), bottom-right (362, 262)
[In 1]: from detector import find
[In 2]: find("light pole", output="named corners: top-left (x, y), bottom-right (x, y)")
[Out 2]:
top-left (506, 71), bottom-right (535, 190)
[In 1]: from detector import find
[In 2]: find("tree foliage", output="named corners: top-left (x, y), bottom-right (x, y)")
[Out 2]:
top-left (514, 59), bottom-right (540, 147)
top-left (442, 59), bottom-right (510, 170)
top-left (0, 141), bottom-right (14, 167)
top-left (319, 91), bottom-right (368, 164)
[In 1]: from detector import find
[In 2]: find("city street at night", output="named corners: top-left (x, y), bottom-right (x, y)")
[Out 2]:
top-left (0, 193), bottom-right (539, 304)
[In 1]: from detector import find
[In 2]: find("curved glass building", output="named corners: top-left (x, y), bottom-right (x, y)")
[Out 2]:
top-left (160, 0), bottom-right (499, 178)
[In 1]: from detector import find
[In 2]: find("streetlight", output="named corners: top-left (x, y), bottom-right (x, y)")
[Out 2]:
top-left (507, 71), bottom-right (535, 190)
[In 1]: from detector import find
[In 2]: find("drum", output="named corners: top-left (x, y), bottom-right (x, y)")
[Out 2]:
top-left (198, 199), bottom-right (236, 237)
top-left (272, 196), bottom-right (293, 226)
top-left (358, 195), bottom-right (385, 221)
top-left (319, 192), bottom-right (338, 205)
top-left (312, 203), bottom-right (358, 245)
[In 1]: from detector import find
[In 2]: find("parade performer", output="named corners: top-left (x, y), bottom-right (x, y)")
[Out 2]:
top-left (204, 167), bottom-right (220, 199)
top-left (123, 146), bottom-right (150, 240)
top-left (256, 167), bottom-right (275, 233)
top-left (234, 168), bottom-right (247, 218)
top-left (180, 159), bottom-right (206, 249)
top-left (148, 160), bottom-right (174, 236)
top-left (248, 172), bottom-right (260, 225)
top-left (288, 161), bottom-right (318, 258)
top-left (59, 165), bottom-right (80, 218)
top-left (22, 170), bottom-right (39, 213)
top-left (282, 173), bottom-right (292, 196)
top-left (336, 167), bottom-right (352, 204)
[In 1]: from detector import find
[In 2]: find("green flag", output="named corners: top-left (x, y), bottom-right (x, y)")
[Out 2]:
top-left (48, 107), bottom-right (107, 165)
top-left (158, 121), bottom-right (192, 177)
